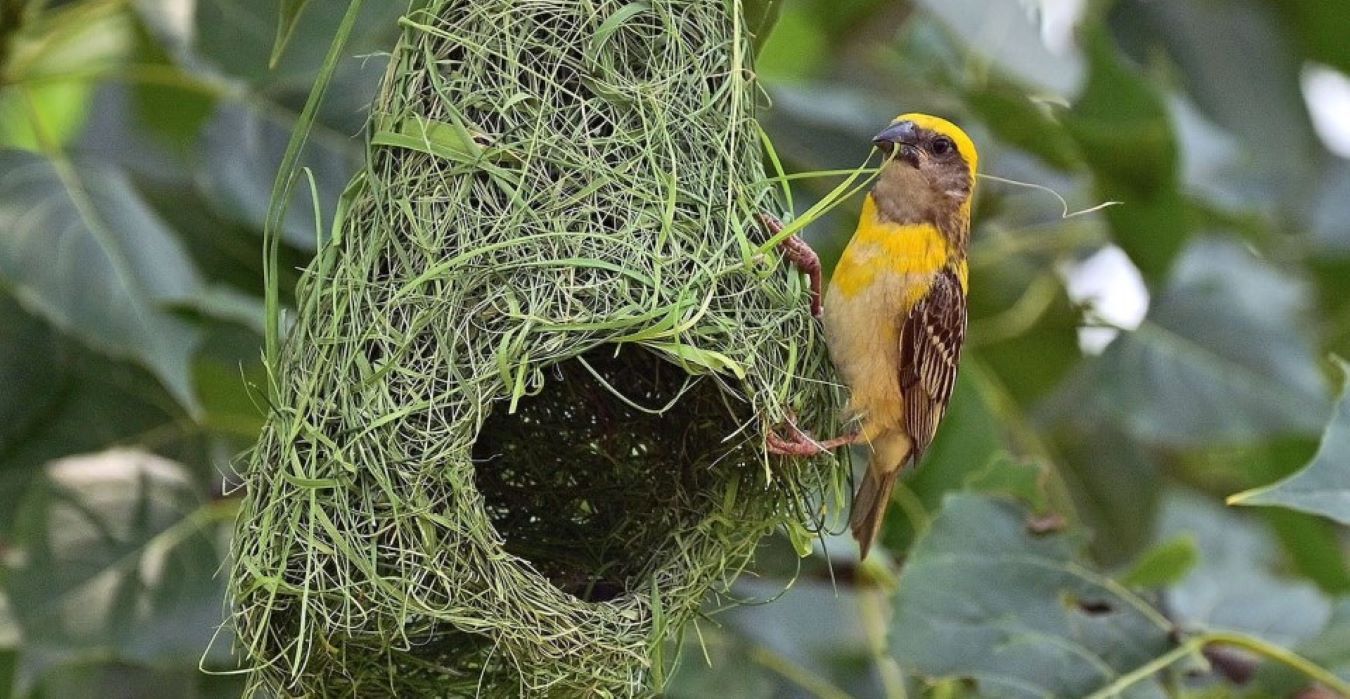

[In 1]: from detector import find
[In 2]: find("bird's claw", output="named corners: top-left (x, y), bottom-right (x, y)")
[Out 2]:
top-left (766, 419), bottom-right (825, 457)
top-left (766, 413), bottom-right (857, 457)
top-left (758, 213), bottom-right (823, 318)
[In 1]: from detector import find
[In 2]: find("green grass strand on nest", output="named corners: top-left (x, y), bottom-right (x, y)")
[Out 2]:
top-left (231, 0), bottom-right (848, 695)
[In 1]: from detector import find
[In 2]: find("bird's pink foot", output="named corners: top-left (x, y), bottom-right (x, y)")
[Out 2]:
top-left (758, 213), bottom-right (823, 317)
top-left (765, 413), bottom-right (858, 456)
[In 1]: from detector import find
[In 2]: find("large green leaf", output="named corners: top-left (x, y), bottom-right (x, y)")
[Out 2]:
top-left (1230, 359), bottom-right (1350, 525)
top-left (0, 296), bottom-right (216, 536)
top-left (913, 0), bottom-right (1082, 96)
top-left (0, 150), bottom-right (202, 411)
top-left (196, 101), bottom-right (359, 250)
top-left (181, 0), bottom-right (401, 249)
top-left (890, 493), bottom-right (1174, 697)
top-left (1254, 596), bottom-right (1350, 693)
top-left (1108, 0), bottom-right (1320, 185)
top-left (1156, 491), bottom-right (1330, 648)
top-left (4, 450), bottom-right (231, 691)
top-left (1050, 422), bottom-right (1161, 566)
top-left (669, 580), bottom-right (891, 698)
top-left (25, 660), bottom-right (240, 699)
top-left (1048, 238), bottom-right (1328, 447)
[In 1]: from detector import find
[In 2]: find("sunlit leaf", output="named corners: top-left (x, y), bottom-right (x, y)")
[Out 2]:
top-left (0, 2), bottom-right (136, 150)
top-left (912, 0), bottom-right (1082, 95)
top-left (0, 150), bottom-right (203, 412)
top-left (743, 0), bottom-right (782, 56)
top-left (1230, 359), bottom-right (1350, 525)
top-left (4, 450), bottom-right (232, 690)
top-left (890, 493), bottom-right (1174, 698)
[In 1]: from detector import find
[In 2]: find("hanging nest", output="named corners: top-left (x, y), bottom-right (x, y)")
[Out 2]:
top-left (229, 0), bottom-right (846, 695)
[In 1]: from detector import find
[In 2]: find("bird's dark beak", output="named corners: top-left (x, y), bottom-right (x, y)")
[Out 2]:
top-left (873, 120), bottom-right (920, 168)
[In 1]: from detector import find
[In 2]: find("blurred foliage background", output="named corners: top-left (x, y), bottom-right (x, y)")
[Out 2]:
top-left (2, 0), bottom-right (1349, 696)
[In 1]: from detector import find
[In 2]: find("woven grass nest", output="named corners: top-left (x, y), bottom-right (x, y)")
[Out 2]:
top-left (230, 0), bottom-right (847, 695)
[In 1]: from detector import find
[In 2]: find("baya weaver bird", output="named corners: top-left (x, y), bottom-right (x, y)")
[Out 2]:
top-left (764, 114), bottom-right (977, 558)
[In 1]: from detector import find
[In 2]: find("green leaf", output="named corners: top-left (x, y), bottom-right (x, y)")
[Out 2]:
top-left (753, 3), bottom-right (825, 81)
top-left (961, 81), bottom-right (1080, 171)
top-left (1122, 535), bottom-right (1199, 589)
top-left (0, 150), bottom-right (202, 412)
top-left (196, 102), bottom-right (359, 250)
top-left (645, 342), bottom-right (746, 380)
top-left (962, 455), bottom-right (1051, 513)
top-left (742, 0), bottom-right (782, 56)
top-left (0, 297), bottom-right (193, 536)
top-left (0, 591), bottom-right (16, 699)
top-left (1051, 421), bottom-right (1163, 567)
top-left (1156, 491), bottom-right (1330, 648)
top-left (967, 255), bottom-right (1084, 407)
top-left (1064, 27), bottom-right (1185, 283)
top-left (1109, 0), bottom-right (1320, 181)
top-left (1048, 238), bottom-right (1328, 447)
top-left (1230, 358), bottom-right (1350, 525)
top-left (26, 661), bottom-right (231, 699)
top-left (179, 0), bottom-right (402, 249)
top-left (371, 115), bottom-right (487, 163)
top-left (1252, 596), bottom-right (1350, 696)
top-left (0, 2), bottom-right (136, 150)
top-left (270, 0), bottom-right (313, 67)
top-left (1275, 0), bottom-right (1350, 75)
top-left (669, 579), bottom-right (888, 698)
top-left (890, 494), bottom-right (1174, 698)
top-left (190, 0), bottom-right (400, 89)
top-left (4, 450), bottom-right (232, 688)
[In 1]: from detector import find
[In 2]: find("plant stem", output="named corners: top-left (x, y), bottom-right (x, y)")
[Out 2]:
top-left (1085, 630), bottom-right (1350, 699)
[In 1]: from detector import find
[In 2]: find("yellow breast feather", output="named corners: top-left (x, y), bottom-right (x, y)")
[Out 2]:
top-left (830, 194), bottom-right (952, 305)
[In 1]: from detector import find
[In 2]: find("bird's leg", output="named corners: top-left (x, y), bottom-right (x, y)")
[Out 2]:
top-left (758, 213), bottom-right (822, 318)
top-left (766, 413), bottom-right (859, 456)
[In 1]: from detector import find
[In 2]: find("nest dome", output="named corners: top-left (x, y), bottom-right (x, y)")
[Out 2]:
top-left (230, 0), bottom-right (845, 695)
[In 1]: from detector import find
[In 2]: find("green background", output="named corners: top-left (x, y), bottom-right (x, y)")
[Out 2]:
top-left (2, 0), bottom-right (1349, 696)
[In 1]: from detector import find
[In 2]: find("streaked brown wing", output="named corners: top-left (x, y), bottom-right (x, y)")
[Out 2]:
top-left (899, 268), bottom-right (968, 463)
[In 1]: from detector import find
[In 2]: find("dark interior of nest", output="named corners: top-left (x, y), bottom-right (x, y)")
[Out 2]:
top-left (472, 344), bottom-right (757, 603)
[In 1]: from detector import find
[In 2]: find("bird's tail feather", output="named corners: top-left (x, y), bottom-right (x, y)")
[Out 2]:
top-left (850, 467), bottom-right (900, 560)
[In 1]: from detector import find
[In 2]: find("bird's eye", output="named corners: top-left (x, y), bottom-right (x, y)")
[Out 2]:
top-left (931, 137), bottom-right (954, 156)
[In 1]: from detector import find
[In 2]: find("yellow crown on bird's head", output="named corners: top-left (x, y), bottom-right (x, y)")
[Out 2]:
top-left (886, 113), bottom-right (979, 175)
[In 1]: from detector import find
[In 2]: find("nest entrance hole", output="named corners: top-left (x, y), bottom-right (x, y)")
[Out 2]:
top-left (472, 345), bottom-right (756, 603)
